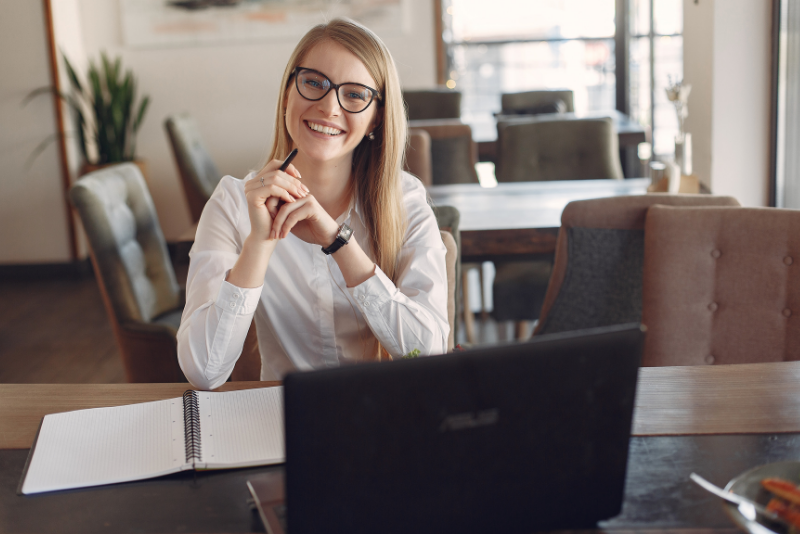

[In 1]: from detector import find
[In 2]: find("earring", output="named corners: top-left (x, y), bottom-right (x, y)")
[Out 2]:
top-left (367, 132), bottom-right (375, 140)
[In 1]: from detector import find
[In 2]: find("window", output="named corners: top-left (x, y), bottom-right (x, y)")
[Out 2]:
top-left (443, 0), bottom-right (683, 157)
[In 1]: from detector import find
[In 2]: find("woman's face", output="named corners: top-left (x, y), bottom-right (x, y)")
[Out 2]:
top-left (285, 40), bottom-right (381, 167)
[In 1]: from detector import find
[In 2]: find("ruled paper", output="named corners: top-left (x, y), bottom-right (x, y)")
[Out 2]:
top-left (197, 387), bottom-right (285, 468)
top-left (21, 398), bottom-right (188, 494)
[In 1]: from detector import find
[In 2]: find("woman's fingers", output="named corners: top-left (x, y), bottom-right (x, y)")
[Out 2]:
top-left (249, 170), bottom-right (308, 200)
top-left (266, 197), bottom-right (280, 219)
top-left (271, 198), bottom-right (312, 240)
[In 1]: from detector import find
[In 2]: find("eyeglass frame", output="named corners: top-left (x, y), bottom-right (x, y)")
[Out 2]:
top-left (292, 67), bottom-right (381, 114)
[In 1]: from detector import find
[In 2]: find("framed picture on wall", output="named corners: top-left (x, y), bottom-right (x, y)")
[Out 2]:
top-left (120, 0), bottom-right (411, 48)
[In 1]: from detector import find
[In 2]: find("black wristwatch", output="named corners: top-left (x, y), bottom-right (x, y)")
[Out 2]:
top-left (321, 223), bottom-right (353, 255)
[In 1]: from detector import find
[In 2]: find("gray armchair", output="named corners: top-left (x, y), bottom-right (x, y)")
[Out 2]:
top-left (69, 163), bottom-right (185, 382)
top-left (165, 113), bottom-right (222, 223)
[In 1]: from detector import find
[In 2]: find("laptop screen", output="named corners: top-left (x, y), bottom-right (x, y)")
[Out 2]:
top-left (283, 324), bottom-right (644, 534)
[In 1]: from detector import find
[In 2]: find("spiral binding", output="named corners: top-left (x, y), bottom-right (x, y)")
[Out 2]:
top-left (182, 390), bottom-right (202, 463)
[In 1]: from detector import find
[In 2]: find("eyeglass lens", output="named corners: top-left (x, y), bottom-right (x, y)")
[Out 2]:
top-left (296, 69), bottom-right (374, 112)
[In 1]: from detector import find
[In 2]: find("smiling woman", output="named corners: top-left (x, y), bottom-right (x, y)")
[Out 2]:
top-left (177, 18), bottom-right (450, 390)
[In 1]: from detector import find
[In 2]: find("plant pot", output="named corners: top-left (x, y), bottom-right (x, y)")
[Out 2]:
top-left (81, 159), bottom-right (148, 180)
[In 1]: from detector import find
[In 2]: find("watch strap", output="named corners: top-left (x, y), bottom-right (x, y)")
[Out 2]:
top-left (322, 223), bottom-right (353, 255)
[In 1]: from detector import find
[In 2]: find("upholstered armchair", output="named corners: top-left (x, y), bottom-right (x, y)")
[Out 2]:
top-left (164, 113), bottom-right (222, 223)
top-left (69, 163), bottom-right (185, 382)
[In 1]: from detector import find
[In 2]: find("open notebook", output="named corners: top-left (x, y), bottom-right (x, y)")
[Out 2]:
top-left (19, 387), bottom-right (284, 495)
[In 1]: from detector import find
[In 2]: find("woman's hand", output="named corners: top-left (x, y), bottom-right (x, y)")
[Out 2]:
top-left (243, 159), bottom-right (308, 244)
top-left (270, 194), bottom-right (341, 247)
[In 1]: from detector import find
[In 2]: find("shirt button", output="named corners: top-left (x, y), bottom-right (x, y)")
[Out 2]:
top-left (364, 301), bottom-right (370, 307)
top-left (710, 249), bottom-right (721, 259)
top-left (785, 257), bottom-right (793, 266)
top-left (233, 293), bottom-right (240, 299)
top-left (708, 302), bottom-right (718, 312)
top-left (784, 308), bottom-right (792, 317)
top-left (705, 355), bottom-right (715, 364)
top-left (229, 302), bottom-right (236, 309)
top-left (359, 295), bottom-right (366, 301)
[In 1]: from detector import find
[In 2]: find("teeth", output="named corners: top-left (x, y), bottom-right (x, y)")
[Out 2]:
top-left (307, 121), bottom-right (342, 136)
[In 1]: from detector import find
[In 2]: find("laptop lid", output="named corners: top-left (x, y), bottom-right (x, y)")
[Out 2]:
top-left (283, 324), bottom-right (644, 534)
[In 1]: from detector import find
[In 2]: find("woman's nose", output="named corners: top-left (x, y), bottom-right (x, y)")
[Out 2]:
top-left (316, 89), bottom-right (341, 115)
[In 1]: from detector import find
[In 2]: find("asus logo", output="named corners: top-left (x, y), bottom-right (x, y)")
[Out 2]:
top-left (439, 409), bottom-right (499, 432)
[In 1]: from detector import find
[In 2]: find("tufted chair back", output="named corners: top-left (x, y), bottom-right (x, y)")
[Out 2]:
top-left (501, 89), bottom-right (575, 114)
top-left (402, 89), bottom-right (461, 121)
top-left (642, 205), bottom-right (800, 366)
top-left (69, 163), bottom-right (185, 382)
top-left (165, 114), bottom-right (222, 223)
top-left (534, 194), bottom-right (741, 337)
top-left (407, 119), bottom-right (479, 185)
top-left (496, 117), bottom-right (623, 183)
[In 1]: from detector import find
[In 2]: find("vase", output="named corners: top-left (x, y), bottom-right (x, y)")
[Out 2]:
top-left (674, 133), bottom-right (693, 176)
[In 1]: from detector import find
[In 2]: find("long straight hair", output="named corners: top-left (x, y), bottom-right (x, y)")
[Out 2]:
top-left (267, 18), bottom-right (407, 282)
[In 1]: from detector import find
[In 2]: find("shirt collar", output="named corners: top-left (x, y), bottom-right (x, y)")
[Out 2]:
top-left (335, 192), bottom-right (365, 227)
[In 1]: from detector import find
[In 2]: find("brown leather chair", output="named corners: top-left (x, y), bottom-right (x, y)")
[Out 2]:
top-left (164, 113), bottom-right (222, 224)
top-left (405, 128), bottom-right (432, 186)
top-left (403, 89), bottom-right (461, 121)
top-left (642, 205), bottom-right (800, 366)
top-left (495, 117), bottom-right (623, 183)
top-left (501, 89), bottom-right (575, 115)
top-left (533, 194), bottom-right (741, 337)
top-left (69, 163), bottom-right (186, 382)
top-left (407, 119), bottom-right (479, 185)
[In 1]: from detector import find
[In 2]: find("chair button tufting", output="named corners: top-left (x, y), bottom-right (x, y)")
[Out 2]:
top-left (710, 249), bottom-right (721, 259)
top-left (784, 308), bottom-right (792, 317)
top-left (785, 256), bottom-right (793, 266)
top-left (705, 355), bottom-right (715, 364)
top-left (708, 302), bottom-right (718, 312)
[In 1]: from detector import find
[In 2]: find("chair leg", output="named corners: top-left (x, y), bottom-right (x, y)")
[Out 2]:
top-left (462, 269), bottom-right (476, 344)
top-left (478, 265), bottom-right (488, 319)
top-left (515, 321), bottom-right (530, 341)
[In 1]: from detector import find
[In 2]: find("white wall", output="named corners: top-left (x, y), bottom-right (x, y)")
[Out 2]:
top-left (0, 0), bottom-right (72, 264)
top-left (683, 0), bottom-right (772, 206)
top-left (67, 0), bottom-right (437, 240)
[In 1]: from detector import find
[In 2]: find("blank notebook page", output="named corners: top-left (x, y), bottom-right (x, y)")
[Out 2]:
top-left (22, 398), bottom-right (185, 494)
top-left (199, 387), bottom-right (284, 467)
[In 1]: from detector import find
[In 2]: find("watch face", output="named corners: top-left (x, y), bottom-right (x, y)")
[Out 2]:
top-left (339, 224), bottom-right (353, 241)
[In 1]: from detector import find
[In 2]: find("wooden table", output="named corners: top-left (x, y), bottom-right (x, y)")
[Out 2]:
top-left (4, 361), bottom-right (800, 532)
top-left (428, 178), bottom-right (650, 263)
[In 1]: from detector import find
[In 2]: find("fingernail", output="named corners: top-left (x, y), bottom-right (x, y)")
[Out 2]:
top-left (302, 185), bottom-right (310, 193)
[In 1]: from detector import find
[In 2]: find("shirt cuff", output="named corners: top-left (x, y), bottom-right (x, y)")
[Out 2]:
top-left (215, 279), bottom-right (262, 315)
top-left (349, 265), bottom-right (396, 311)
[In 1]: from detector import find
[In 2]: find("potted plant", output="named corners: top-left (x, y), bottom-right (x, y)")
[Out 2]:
top-left (26, 52), bottom-right (150, 177)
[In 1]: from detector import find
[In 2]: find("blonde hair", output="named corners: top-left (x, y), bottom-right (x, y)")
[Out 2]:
top-left (267, 18), bottom-right (407, 283)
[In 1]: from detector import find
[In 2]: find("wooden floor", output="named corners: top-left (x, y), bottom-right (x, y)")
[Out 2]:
top-left (0, 275), bottom-right (125, 384)
top-left (0, 265), bottom-right (513, 384)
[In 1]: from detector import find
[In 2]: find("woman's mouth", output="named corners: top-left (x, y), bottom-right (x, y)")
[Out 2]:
top-left (305, 120), bottom-right (343, 136)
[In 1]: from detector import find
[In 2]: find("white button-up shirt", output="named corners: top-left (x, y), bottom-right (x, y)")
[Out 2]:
top-left (177, 171), bottom-right (449, 390)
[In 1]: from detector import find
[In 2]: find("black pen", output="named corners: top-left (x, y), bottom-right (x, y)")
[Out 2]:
top-left (280, 148), bottom-right (298, 172)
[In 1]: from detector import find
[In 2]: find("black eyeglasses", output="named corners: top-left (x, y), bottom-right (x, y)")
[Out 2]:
top-left (293, 67), bottom-right (380, 114)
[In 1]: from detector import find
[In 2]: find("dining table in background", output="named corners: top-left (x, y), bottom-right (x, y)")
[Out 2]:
top-left (427, 177), bottom-right (651, 263)
top-left (4, 360), bottom-right (800, 532)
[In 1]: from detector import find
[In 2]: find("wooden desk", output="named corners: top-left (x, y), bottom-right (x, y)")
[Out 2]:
top-left (428, 178), bottom-right (650, 262)
top-left (4, 361), bottom-right (800, 450)
top-left (5, 362), bottom-right (800, 532)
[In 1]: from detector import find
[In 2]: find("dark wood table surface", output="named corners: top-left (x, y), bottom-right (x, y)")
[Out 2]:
top-left (4, 361), bottom-right (800, 532)
top-left (427, 178), bottom-right (650, 262)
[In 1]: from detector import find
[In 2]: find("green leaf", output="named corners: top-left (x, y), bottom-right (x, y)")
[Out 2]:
top-left (133, 95), bottom-right (149, 133)
top-left (60, 52), bottom-right (84, 95)
top-left (401, 349), bottom-right (421, 359)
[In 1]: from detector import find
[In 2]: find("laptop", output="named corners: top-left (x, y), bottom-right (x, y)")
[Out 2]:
top-left (249, 323), bottom-right (644, 534)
